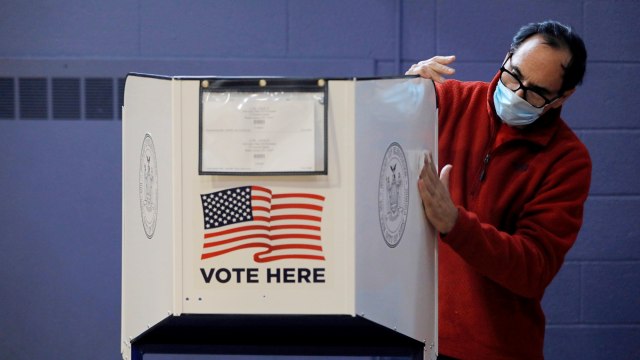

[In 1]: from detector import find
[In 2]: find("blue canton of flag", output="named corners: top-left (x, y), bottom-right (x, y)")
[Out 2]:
top-left (201, 186), bottom-right (253, 229)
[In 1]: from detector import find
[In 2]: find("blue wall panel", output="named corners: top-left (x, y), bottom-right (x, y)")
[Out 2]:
top-left (570, 197), bottom-right (640, 260)
top-left (541, 263), bottom-right (582, 324)
top-left (436, 0), bottom-right (583, 61)
top-left (288, 0), bottom-right (396, 58)
top-left (140, 0), bottom-right (288, 57)
top-left (402, 1), bottom-right (436, 60)
top-left (581, 131), bottom-right (640, 194)
top-left (583, 263), bottom-right (640, 323)
top-left (0, 122), bottom-right (121, 359)
top-left (585, 1), bottom-right (640, 62)
top-left (0, 0), bottom-right (139, 56)
top-left (563, 64), bottom-right (640, 129)
top-left (545, 327), bottom-right (640, 360)
top-left (376, 60), bottom-right (401, 76)
top-left (0, 1), bottom-right (639, 359)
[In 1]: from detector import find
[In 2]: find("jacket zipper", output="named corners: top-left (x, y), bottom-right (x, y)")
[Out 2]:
top-left (479, 153), bottom-right (491, 182)
top-left (470, 118), bottom-right (500, 197)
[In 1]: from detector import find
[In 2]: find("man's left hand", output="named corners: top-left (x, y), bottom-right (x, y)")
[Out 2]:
top-left (417, 152), bottom-right (458, 234)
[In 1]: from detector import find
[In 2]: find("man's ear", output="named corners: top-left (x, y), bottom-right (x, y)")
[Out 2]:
top-left (550, 88), bottom-right (576, 109)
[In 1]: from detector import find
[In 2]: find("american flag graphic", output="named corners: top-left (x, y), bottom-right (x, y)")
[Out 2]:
top-left (200, 186), bottom-right (325, 262)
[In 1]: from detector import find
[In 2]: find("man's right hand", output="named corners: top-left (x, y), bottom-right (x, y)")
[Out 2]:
top-left (405, 55), bottom-right (457, 83)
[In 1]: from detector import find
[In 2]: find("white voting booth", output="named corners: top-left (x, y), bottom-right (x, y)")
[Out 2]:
top-left (122, 74), bottom-right (438, 360)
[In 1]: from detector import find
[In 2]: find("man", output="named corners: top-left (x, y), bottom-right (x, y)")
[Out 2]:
top-left (406, 21), bottom-right (591, 359)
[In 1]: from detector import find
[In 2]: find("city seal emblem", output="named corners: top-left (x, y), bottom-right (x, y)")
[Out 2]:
top-left (378, 142), bottom-right (409, 248)
top-left (139, 133), bottom-right (158, 239)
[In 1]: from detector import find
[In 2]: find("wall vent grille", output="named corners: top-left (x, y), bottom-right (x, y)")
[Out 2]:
top-left (0, 78), bottom-right (15, 119)
top-left (85, 78), bottom-right (114, 120)
top-left (53, 78), bottom-right (81, 120)
top-left (1, 77), bottom-right (124, 121)
top-left (118, 78), bottom-right (126, 120)
top-left (19, 78), bottom-right (48, 120)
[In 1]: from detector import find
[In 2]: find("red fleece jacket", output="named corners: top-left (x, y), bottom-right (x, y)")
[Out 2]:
top-left (435, 73), bottom-right (591, 360)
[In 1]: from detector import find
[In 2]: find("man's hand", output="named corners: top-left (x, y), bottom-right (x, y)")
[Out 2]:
top-left (405, 55), bottom-right (456, 83)
top-left (417, 152), bottom-right (458, 234)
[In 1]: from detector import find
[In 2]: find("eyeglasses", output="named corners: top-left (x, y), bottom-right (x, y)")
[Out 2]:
top-left (499, 53), bottom-right (562, 108)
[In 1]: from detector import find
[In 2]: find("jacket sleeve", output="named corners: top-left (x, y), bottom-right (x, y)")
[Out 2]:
top-left (441, 142), bottom-right (592, 299)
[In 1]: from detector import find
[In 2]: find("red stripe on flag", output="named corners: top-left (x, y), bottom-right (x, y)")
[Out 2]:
top-left (202, 242), bottom-right (269, 260)
top-left (270, 244), bottom-right (324, 251)
top-left (203, 233), bottom-right (271, 248)
top-left (252, 185), bottom-right (272, 194)
top-left (270, 234), bottom-right (321, 241)
top-left (255, 254), bottom-right (326, 262)
top-left (273, 193), bottom-right (325, 201)
top-left (203, 225), bottom-right (269, 239)
top-left (270, 224), bottom-right (321, 231)
top-left (271, 214), bottom-right (321, 222)
top-left (253, 244), bottom-right (326, 262)
top-left (271, 203), bottom-right (323, 211)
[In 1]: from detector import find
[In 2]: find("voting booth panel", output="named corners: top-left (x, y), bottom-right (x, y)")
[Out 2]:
top-left (122, 74), bottom-right (438, 359)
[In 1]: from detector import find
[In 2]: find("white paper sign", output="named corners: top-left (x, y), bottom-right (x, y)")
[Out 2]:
top-left (201, 91), bottom-right (320, 173)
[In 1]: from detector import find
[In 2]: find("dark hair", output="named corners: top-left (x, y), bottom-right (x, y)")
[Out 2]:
top-left (510, 20), bottom-right (587, 93)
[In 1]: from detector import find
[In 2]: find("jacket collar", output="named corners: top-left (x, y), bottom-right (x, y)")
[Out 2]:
top-left (487, 71), bottom-right (563, 148)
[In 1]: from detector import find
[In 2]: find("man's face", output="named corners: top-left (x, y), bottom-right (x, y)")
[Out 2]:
top-left (507, 34), bottom-right (574, 112)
